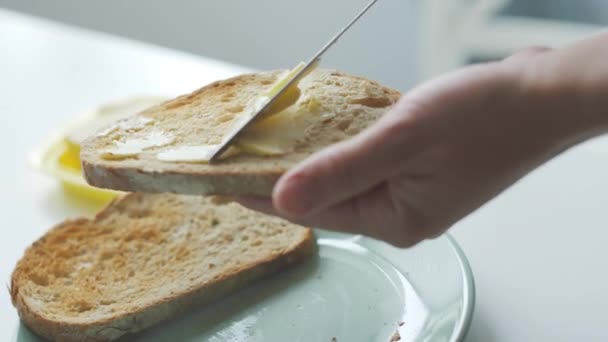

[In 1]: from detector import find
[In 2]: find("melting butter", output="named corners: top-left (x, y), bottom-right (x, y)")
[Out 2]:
top-left (157, 145), bottom-right (220, 162)
top-left (155, 62), bottom-right (319, 163)
top-left (101, 131), bottom-right (174, 160)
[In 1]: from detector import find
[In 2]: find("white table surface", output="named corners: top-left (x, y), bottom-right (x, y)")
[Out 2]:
top-left (2, 9), bottom-right (607, 342)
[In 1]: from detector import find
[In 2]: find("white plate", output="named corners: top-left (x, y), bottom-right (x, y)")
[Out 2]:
top-left (14, 230), bottom-right (474, 342)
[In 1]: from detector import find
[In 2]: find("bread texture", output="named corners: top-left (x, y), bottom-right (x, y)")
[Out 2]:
top-left (10, 193), bottom-right (315, 341)
top-left (80, 69), bottom-right (401, 195)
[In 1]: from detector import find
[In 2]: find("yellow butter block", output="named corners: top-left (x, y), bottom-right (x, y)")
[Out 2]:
top-left (31, 96), bottom-right (168, 204)
top-left (32, 137), bottom-right (119, 204)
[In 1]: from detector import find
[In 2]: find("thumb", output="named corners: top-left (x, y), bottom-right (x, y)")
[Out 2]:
top-left (272, 99), bottom-right (416, 217)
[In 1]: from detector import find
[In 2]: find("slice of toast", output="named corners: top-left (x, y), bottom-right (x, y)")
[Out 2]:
top-left (10, 193), bottom-right (315, 341)
top-left (80, 69), bottom-right (401, 195)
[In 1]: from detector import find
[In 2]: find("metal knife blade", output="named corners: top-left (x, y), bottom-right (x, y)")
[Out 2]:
top-left (208, 0), bottom-right (380, 162)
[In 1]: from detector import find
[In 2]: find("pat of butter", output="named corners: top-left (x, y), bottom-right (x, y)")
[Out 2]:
top-left (157, 62), bottom-right (318, 163)
top-left (158, 145), bottom-right (241, 162)
top-left (101, 131), bottom-right (174, 159)
top-left (265, 61), bottom-right (312, 97)
top-left (256, 60), bottom-right (318, 118)
top-left (157, 145), bottom-right (220, 162)
top-left (235, 104), bottom-right (312, 154)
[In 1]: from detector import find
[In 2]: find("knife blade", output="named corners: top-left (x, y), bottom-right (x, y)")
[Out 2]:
top-left (208, 0), bottom-right (380, 162)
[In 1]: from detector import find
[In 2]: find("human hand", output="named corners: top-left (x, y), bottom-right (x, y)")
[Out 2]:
top-left (238, 33), bottom-right (608, 247)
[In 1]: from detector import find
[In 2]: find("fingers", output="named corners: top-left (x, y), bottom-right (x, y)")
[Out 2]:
top-left (272, 101), bottom-right (419, 218)
top-left (236, 195), bottom-right (365, 234)
top-left (238, 182), bottom-right (430, 248)
top-left (236, 195), bottom-right (367, 234)
top-left (504, 46), bottom-right (552, 64)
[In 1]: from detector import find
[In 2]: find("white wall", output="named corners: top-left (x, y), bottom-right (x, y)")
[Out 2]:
top-left (1, 0), bottom-right (420, 91)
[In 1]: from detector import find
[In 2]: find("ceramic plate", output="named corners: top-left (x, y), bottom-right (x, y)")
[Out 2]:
top-left (14, 230), bottom-right (474, 342)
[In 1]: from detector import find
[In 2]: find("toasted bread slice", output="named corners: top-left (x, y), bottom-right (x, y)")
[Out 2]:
top-left (10, 193), bottom-right (315, 341)
top-left (80, 69), bottom-right (401, 195)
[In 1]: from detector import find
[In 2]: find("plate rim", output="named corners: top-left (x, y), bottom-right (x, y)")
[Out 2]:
top-left (316, 229), bottom-right (476, 342)
top-left (445, 233), bottom-right (476, 342)
top-left (11, 233), bottom-right (476, 342)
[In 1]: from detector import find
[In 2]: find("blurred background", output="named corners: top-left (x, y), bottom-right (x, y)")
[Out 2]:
top-left (1, 2), bottom-right (607, 341)
top-left (2, 0), bottom-right (606, 91)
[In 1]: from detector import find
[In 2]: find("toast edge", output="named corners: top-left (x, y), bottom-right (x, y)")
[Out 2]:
top-left (81, 159), bottom-right (283, 196)
top-left (10, 202), bottom-right (315, 341)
